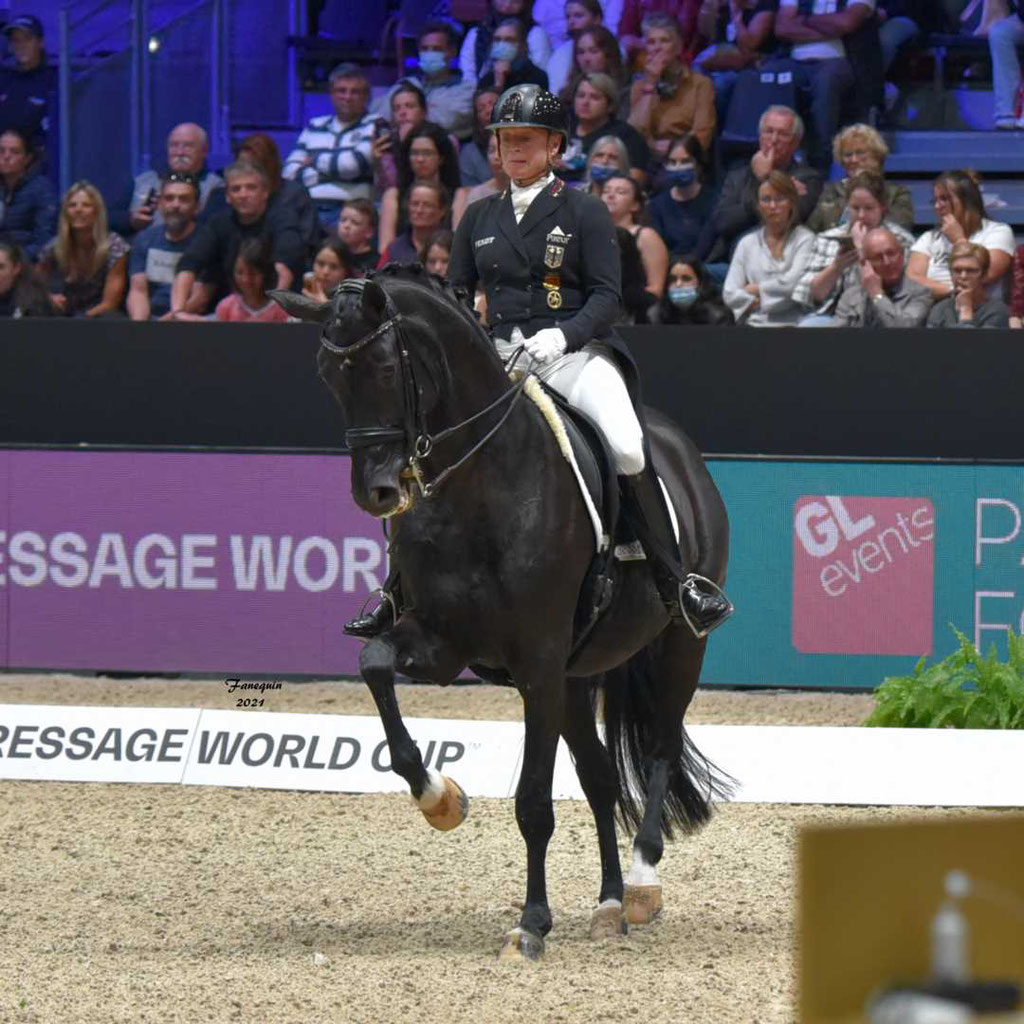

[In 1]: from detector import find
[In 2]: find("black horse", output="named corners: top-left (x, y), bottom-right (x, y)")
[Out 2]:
top-left (273, 267), bottom-right (732, 960)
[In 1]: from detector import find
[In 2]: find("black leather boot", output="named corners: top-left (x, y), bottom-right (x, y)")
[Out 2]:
top-left (344, 576), bottom-right (400, 639)
top-left (622, 472), bottom-right (732, 636)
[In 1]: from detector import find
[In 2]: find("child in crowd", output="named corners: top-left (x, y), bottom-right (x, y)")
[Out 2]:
top-left (337, 198), bottom-right (379, 276)
top-left (420, 229), bottom-right (453, 277)
top-left (303, 237), bottom-right (352, 302)
top-left (214, 238), bottom-right (291, 323)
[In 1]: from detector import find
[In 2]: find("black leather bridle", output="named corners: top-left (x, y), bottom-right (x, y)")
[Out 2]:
top-left (321, 279), bottom-right (529, 500)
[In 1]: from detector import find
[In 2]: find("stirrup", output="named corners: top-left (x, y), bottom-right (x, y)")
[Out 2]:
top-left (678, 574), bottom-right (734, 640)
top-left (343, 588), bottom-right (398, 640)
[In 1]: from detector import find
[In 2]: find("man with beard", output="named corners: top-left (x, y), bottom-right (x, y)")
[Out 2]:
top-left (126, 173), bottom-right (201, 320)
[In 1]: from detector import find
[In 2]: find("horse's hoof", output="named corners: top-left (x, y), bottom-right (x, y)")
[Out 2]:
top-left (419, 774), bottom-right (469, 832)
top-left (499, 927), bottom-right (545, 961)
top-left (589, 899), bottom-right (627, 940)
top-left (623, 883), bottom-right (663, 925)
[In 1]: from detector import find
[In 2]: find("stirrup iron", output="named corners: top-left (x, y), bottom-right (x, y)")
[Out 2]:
top-left (678, 574), bottom-right (734, 639)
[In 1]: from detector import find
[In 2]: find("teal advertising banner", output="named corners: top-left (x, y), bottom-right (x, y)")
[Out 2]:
top-left (702, 460), bottom-right (1024, 690)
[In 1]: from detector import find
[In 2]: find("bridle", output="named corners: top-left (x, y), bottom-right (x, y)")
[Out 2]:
top-left (321, 279), bottom-right (530, 502)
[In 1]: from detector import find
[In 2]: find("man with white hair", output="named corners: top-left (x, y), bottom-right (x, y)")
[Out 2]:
top-left (708, 104), bottom-right (821, 261)
top-left (112, 122), bottom-right (223, 235)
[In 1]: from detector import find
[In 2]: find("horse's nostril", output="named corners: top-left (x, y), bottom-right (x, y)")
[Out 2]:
top-left (369, 486), bottom-right (399, 512)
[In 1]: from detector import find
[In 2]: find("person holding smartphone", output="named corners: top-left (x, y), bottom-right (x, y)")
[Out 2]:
top-left (794, 169), bottom-right (914, 326)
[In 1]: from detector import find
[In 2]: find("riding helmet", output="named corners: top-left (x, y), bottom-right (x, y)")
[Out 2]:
top-left (488, 84), bottom-right (569, 140)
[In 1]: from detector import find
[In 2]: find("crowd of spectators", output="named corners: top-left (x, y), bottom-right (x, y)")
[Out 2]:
top-left (2, 2), bottom-right (1023, 329)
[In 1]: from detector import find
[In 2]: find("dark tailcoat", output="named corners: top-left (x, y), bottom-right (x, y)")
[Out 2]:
top-left (449, 176), bottom-right (622, 353)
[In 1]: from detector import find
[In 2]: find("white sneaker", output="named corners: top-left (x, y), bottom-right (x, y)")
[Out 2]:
top-left (995, 116), bottom-right (1019, 129)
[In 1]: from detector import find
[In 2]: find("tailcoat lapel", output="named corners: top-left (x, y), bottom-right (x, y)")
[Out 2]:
top-left (496, 190), bottom-right (528, 261)
top-left (517, 178), bottom-right (569, 239)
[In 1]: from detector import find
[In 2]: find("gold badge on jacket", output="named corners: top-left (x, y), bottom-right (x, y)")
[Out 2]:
top-left (543, 272), bottom-right (563, 309)
top-left (544, 226), bottom-right (572, 269)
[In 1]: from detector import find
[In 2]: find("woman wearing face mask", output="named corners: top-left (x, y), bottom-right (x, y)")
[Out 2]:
top-left (794, 170), bottom-right (915, 326)
top-left (477, 18), bottom-right (551, 92)
top-left (648, 134), bottom-right (715, 261)
top-left (650, 255), bottom-right (733, 325)
top-left (584, 135), bottom-right (631, 196)
top-left (601, 172), bottom-right (668, 299)
top-left (559, 73), bottom-right (650, 186)
top-left (461, 0), bottom-right (552, 84)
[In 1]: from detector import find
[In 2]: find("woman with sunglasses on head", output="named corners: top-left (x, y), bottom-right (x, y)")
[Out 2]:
top-left (345, 83), bottom-right (732, 641)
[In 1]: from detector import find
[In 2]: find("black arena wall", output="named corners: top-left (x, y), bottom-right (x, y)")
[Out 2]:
top-left (2, 320), bottom-right (1022, 459)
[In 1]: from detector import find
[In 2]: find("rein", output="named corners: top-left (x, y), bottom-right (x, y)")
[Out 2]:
top-left (323, 279), bottom-right (530, 501)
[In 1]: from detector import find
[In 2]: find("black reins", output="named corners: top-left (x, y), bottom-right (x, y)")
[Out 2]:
top-left (322, 278), bottom-right (530, 501)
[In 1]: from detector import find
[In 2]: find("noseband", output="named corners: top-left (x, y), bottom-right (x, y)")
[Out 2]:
top-left (321, 278), bottom-right (527, 501)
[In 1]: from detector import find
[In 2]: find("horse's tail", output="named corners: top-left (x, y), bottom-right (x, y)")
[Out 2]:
top-left (598, 644), bottom-right (734, 840)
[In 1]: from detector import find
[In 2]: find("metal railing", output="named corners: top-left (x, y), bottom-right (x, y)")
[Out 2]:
top-left (57, 0), bottom-right (233, 197)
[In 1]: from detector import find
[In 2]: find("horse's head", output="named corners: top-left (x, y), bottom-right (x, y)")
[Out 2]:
top-left (272, 280), bottom-right (422, 519)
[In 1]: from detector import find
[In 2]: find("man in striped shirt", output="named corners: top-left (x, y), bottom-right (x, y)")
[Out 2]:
top-left (283, 63), bottom-right (377, 231)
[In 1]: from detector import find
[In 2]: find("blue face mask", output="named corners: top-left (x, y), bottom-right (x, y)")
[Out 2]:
top-left (590, 164), bottom-right (616, 183)
top-left (669, 286), bottom-right (699, 309)
top-left (419, 50), bottom-right (448, 75)
top-left (666, 166), bottom-right (697, 189)
top-left (490, 40), bottom-right (518, 62)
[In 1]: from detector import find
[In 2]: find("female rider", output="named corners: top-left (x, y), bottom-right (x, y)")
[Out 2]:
top-left (345, 85), bottom-right (731, 639)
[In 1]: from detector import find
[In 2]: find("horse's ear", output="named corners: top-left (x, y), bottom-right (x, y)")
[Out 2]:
top-left (268, 289), bottom-right (332, 323)
top-left (360, 279), bottom-right (388, 318)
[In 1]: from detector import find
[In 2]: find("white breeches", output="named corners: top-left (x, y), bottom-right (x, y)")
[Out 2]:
top-left (512, 346), bottom-right (646, 476)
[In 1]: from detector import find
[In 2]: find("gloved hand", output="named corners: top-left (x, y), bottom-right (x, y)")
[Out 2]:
top-left (522, 327), bottom-right (567, 364)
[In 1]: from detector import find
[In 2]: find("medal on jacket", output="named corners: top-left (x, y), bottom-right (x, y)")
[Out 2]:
top-left (543, 272), bottom-right (563, 309)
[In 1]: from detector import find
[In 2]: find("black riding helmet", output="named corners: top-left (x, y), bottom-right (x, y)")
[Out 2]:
top-left (488, 84), bottom-right (569, 152)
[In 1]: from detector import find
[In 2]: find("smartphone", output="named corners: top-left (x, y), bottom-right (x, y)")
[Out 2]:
top-left (144, 186), bottom-right (158, 209)
top-left (837, 235), bottom-right (856, 254)
top-left (374, 119), bottom-right (393, 148)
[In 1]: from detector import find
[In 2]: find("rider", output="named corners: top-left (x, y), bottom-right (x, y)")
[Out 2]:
top-left (345, 84), bottom-right (731, 639)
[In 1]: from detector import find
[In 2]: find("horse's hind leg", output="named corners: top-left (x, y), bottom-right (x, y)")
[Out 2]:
top-left (561, 680), bottom-right (625, 940)
top-left (360, 624), bottom-right (469, 831)
top-left (624, 627), bottom-right (709, 926)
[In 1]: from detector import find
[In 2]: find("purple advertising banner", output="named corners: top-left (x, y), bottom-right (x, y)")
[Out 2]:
top-left (0, 450), bottom-right (385, 675)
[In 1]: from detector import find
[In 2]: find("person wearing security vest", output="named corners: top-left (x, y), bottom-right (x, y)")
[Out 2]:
top-left (344, 84), bottom-right (731, 641)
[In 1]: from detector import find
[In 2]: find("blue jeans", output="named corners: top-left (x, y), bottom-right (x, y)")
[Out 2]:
top-left (879, 16), bottom-right (919, 73)
top-left (792, 58), bottom-right (856, 173)
top-left (988, 14), bottom-right (1024, 120)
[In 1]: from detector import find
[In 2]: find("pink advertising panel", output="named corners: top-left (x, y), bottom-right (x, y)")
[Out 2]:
top-left (791, 495), bottom-right (936, 656)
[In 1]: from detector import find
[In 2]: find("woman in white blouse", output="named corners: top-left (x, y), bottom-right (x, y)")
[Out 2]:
top-left (723, 170), bottom-right (815, 327)
top-left (907, 170), bottom-right (1014, 302)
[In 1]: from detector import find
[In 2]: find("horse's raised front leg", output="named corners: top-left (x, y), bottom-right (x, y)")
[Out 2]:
top-left (359, 618), bottom-right (469, 831)
top-left (624, 628), bottom-right (709, 926)
top-left (500, 663), bottom-right (565, 962)
top-left (561, 680), bottom-right (625, 940)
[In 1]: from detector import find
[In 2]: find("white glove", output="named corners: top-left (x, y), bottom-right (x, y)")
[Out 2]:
top-left (522, 327), bottom-right (567, 364)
